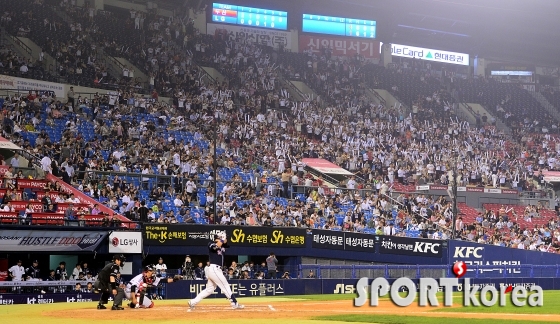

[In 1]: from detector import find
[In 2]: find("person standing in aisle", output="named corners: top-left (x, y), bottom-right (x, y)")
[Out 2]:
top-left (266, 252), bottom-right (278, 279)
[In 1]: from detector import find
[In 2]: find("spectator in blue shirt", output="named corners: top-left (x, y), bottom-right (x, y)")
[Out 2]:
top-left (64, 204), bottom-right (76, 226)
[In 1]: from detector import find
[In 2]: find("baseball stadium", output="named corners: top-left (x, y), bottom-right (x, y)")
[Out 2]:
top-left (0, 0), bottom-right (560, 323)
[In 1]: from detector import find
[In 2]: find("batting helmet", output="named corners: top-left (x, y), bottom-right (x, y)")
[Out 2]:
top-left (214, 231), bottom-right (227, 241)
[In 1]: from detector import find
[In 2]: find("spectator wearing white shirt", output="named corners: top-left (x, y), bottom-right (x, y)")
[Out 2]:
top-left (72, 263), bottom-right (82, 279)
top-left (186, 178), bottom-right (196, 201)
top-left (155, 257), bottom-right (167, 277)
top-left (121, 193), bottom-right (131, 206)
top-left (41, 155), bottom-right (52, 173)
top-left (52, 193), bottom-right (62, 204)
top-left (10, 153), bottom-right (19, 168)
top-left (69, 193), bottom-right (80, 204)
top-left (347, 176), bottom-right (357, 190)
top-left (173, 195), bottom-right (183, 207)
top-left (383, 224), bottom-right (396, 236)
top-left (3, 202), bottom-right (14, 212)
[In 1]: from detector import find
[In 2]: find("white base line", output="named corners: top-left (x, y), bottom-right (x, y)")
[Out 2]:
top-left (268, 305), bottom-right (276, 311)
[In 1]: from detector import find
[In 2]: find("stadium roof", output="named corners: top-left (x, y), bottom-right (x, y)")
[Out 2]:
top-left (341, 0), bottom-right (560, 66)
top-left (218, 0), bottom-right (560, 66)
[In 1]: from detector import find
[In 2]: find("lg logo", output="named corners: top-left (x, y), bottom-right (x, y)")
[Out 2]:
top-left (413, 242), bottom-right (440, 254)
top-left (453, 247), bottom-right (484, 258)
top-left (112, 237), bottom-right (139, 247)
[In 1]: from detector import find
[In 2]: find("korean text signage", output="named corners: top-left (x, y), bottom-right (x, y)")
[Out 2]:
top-left (300, 34), bottom-right (380, 59)
top-left (311, 229), bottom-right (375, 252)
top-left (0, 293), bottom-right (96, 305)
top-left (416, 185), bottom-right (518, 195)
top-left (0, 230), bottom-right (107, 252)
top-left (206, 23), bottom-right (292, 50)
top-left (378, 236), bottom-right (442, 258)
top-left (144, 225), bottom-right (305, 247)
top-left (109, 231), bottom-right (142, 254)
top-left (0, 74), bottom-right (66, 98)
top-left (446, 240), bottom-right (560, 277)
top-left (167, 279), bottom-right (309, 299)
top-left (391, 43), bottom-right (469, 66)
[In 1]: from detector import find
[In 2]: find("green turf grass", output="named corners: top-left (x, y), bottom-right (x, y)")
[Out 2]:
top-left (434, 290), bottom-right (560, 314)
top-left (314, 314), bottom-right (560, 324)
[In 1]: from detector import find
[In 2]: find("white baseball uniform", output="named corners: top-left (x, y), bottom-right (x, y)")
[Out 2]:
top-left (8, 265), bottom-right (24, 281)
top-left (125, 273), bottom-right (160, 308)
top-left (189, 241), bottom-right (236, 306)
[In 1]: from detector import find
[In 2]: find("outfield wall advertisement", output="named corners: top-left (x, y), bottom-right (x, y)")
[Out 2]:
top-left (1, 278), bottom-right (559, 304)
top-left (448, 240), bottom-right (560, 277)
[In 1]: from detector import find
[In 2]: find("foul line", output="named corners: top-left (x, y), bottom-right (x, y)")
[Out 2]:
top-left (268, 305), bottom-right (276, 311)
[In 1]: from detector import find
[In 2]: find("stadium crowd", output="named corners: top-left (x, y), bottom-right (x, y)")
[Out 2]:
top-left (0, 2), bottom-right (558, 254)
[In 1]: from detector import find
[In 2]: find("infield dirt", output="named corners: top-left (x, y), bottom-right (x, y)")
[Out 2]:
top-left (41, 299), bottom-right (560, 323)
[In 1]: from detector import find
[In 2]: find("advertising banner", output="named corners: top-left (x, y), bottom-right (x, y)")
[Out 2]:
top-left (166, 279), bottom-right (303, 299)
top-left (415, 185), bottom-right (518, 195)
top-left (2, 278), bottom-right (560, 303)
top-left (0, 190), bottom-right (22, 200)
top-left (0, 259), bottom-right (7, 282)
top-left (45, 174), bottom-right (131, 227)
top-left (0, 136), bottom-right (23, 150)
top-left (299, 34), bottom-right (380, 59)
top-left (16, 179), bottom-right (47, 189)
top-left (448, 240), bottom-right (560, 277)
top-left (302, 158), bottom-right (354, 175)
top-left (391, 43), bottom-right (469, 66)
top-left (0, 75), bottom-right (66, 98)
top-left (311, 229), bottom-right (375, 252)
top-left (378, 236), bottom-right (443, 258)
top-left (207, 23), bottom-right (292, 50)
top-left (109, 231), bottom-right (142, 254)
top-left (0, 229), bottom-right (107, 252)
top-left (7, 201), bottom-right (42, 212)
top-left (0, 292), bottom-right (97, 305)
top-left (144, 224), bottom-right (305, 247)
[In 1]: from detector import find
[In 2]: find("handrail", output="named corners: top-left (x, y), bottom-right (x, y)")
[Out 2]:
top-left (370, 88), bottom-right (386, 106)
top-left (105, 52), bottom-right (126, 70)
top-left (0, 216), bottom-right (140, 228)
top-left (2, 28), bottom-right (32, 57)
top-left (279, 74), bottom-right (307, 102)
top-left (194, 62), bottom-right (218, 86)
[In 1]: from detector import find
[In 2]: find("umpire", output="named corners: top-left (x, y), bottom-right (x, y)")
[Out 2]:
top-left (95, 254), bottom-right (125, 310)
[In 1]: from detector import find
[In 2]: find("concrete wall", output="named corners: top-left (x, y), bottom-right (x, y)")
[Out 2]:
top-left (291, 81), bottom-right (317, 97)
top-left (71, 83), bottom-right (171, 104)
top-left (114, 57), bottom-right (148, 83)
top-left (374, 89), bottom-right (404, 110)
top-left (467, 103), bottom-right (489, 116)
top-left (289, 29), bottom-right (299, 53)
top-left (189, 8), bottom-right (206, 34)
top-left (199, 66), bottom-right (224, 84)
top-left (411, 188), bottom-right (552, 209)
top-left (104, 0), bottom-right (173, 17)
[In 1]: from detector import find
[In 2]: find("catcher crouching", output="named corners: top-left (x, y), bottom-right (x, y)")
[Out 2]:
top-left (126, 265), bottom-right (181, 308)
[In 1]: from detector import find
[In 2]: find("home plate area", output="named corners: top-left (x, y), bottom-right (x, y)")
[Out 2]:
top-left (176, 304), bottom-right (276, 312)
